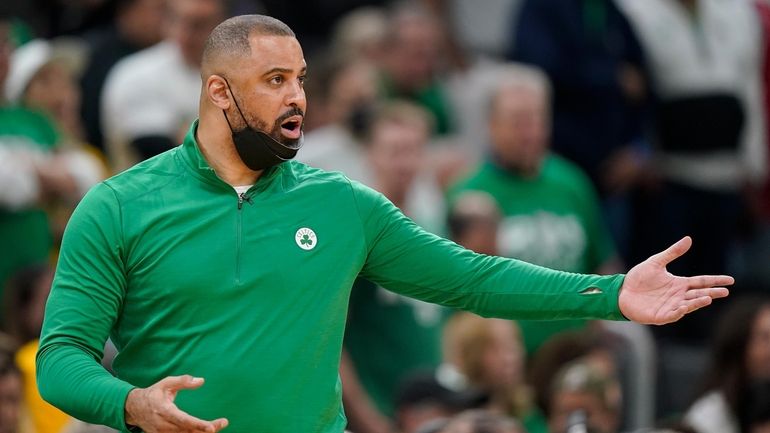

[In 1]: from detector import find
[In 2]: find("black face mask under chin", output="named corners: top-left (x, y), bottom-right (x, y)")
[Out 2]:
top-left (222, 83), bottom-right (303, 171)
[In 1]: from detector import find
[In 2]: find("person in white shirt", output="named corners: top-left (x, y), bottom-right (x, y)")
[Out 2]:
top-left (101, 0), bottom-right (227, 171)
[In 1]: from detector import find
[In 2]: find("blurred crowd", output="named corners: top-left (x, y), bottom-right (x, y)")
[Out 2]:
top-left (1, 0), bottom-right (770, 432)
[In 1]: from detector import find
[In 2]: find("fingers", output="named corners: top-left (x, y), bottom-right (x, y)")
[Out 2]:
top-left (684, 287), bottom-right (730, 300)
top-left (212, 418), bottom-right (229, 431)
top-left (670, 296), bottom-right (713, 323)
top-left (159, 376), bottom-right (228, 431)
top-left (650, 236), bottom-right (692, 266)
top-left (166, 405), bottom-right (228, 432)
top-left (159, 375), bottom-right (205, 392)
top-left (686, 275), bottom-right (735, 289)
top-left (684, 296), bottom-right (713, 314)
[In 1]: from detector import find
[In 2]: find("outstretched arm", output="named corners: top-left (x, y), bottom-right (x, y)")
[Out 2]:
top-left (618, 236), bottom-right (732, 325)
top-left (353, 182), bottom-right (730, 324)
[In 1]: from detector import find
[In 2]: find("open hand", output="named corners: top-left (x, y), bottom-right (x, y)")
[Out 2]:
top-left (618, 236), bottom-right (733, 325)
top-left (125, 375), bottom-right (228, 433)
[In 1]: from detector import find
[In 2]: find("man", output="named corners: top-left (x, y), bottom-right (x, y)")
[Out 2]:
top-left (448, 64), bottom-right (621, 355)
top-left (342, 101), bottom-right (446, 433)
top-left (101, 0), bottom-right (227, 171)
top-left (79, 0), bottom-right (166, 151)
top-left (37, 14), bottom-right (732, 433)
top-left (510, 0), bottom-right (649, 257)
top-left (377, 3), bottom-right (453, 135)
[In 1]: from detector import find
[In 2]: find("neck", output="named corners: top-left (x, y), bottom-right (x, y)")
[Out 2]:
top-left (196, 116), bottom-right (263, 187)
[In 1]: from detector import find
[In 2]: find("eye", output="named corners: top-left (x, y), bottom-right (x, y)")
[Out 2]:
top-left (298, 75), bottom-right (308, 85)
top-left (269, 75), bottom-right (284, 85)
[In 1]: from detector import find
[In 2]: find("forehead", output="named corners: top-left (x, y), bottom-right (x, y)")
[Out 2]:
top-left (242, 34), bottom-right (305, 72)
top-left (493, 85), bottom-right (545, 112)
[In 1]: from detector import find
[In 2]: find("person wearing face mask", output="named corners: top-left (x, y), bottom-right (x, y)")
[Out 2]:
top-left (36, 14), bottom-right (735, 433)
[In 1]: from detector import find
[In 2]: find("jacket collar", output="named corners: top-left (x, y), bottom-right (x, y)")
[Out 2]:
top-left (179, 119), bottom-right (284, 192)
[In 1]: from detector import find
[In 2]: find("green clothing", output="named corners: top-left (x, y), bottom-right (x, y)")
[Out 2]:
top-left (449, 156), bottom-right (617, 354)
top-left (38, 121), bottom-right (626, 433)
top-left (379, 74), bottom-right (453, 135)
top-left (0, 107), bottom-right (60, 297)
top-left (345, 278), bottom-right (448, 415)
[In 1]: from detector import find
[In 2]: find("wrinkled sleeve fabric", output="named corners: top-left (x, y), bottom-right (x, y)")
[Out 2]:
top-left (353, 181), bottom-right (627, 321)
top-left (36, 182), bottom-right (134, 430)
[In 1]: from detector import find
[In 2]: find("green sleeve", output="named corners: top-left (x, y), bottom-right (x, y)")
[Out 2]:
top-left (354, 182), bottom-right (627, 321)
top-left (36, 182), bottom-right (135, 430)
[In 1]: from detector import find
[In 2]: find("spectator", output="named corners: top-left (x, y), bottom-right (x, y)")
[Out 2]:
top-left (734, 0), bottom-right (770, 290)
top-left (617, 0), bottom-right (767, 415)
top-left (546, 358), bottom-right (622, 433)
top-left (617, 0), bottom-right (765, 329)
top-left (329, 6), bottom-right (388, 64)
top-left (527, 329), bottom-right (622, 433)
top-left (441, 312), bottom-right (538, 432)
top-left (3, 264), bottom-right (72, 433)
top-left (377, 2), bottom-right (453, 135)
top-left (79, 0), bottom-right (165, 151)
top-left (448, 64), bottom-right (621, 356)
top-left (0, 30), bottom-right (101, 303)
top-left (446, 191), bottom-right (501, 256)
top-left (394, 372), bottom-right (488, 433)
top-left (0, 347), bottom-right (23, 433)
top-left (510, 0), bottom-right (649, 257)
top-left (101, 0), bottom-right (228, 170)
top-left (298, 51), bottom-right (379, 180)
top-left (685, 296), bottom-right (770, 433)
top-left (4, 37), bottom-right (105, 249)
top-left (7, 39), bottom-right (86, 141)
top-left (342, 100), bottom-right (446, 433)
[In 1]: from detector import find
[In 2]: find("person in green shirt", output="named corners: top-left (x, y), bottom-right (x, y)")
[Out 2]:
top-left (341, 101), bottom-right (448, 433)
top-left (448, 64), bottom-right (622, 356)
top-left (37, 14), bottom-right (733, 433)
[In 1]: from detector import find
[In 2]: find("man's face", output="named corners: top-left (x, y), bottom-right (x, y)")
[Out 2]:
top-left (166, 0), bottom-right (225, 66)
top-left (225, 34), bottom-right (307, 146)
top-left (367, 119), bottom-right (427, 195)
top-left (488, 85), bottom-right (549, 177)
top-left (24, 62), bottom-right (79, 123)
top-left (122, 0), bottom-right (165, 47)
top-left (384, 14), bottom-right (443, 93)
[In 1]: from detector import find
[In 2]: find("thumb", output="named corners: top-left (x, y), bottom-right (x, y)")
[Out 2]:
top-left (159, 375), bottom-right (205, 394)
top-left (650, 236), bottom-right (692, 266)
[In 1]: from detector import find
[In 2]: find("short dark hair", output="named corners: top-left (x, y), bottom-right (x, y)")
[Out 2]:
top-left (201, 14), bottom-right (294, 74)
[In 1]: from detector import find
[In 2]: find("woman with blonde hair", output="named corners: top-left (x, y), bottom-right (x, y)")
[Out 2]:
top-left (441, 312), bottom-right (535, 426)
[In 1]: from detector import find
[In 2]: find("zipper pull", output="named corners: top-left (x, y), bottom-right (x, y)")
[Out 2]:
top-left (237, 192), bottom-right (253, 210)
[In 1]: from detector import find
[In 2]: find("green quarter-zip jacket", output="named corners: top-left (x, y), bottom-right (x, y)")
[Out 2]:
top-left (37, 121), bottom-right (626, 433)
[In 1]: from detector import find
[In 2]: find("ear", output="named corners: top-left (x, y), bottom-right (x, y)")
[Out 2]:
top-left (207, 75), bottom-right (231, 109)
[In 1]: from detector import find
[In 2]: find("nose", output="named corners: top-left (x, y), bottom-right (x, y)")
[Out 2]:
top-left (285, 79), bottom-right (305, 107)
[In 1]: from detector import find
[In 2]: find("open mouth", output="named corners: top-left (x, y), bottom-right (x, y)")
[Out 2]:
top-left (280, 116), bottom-right (303, 139)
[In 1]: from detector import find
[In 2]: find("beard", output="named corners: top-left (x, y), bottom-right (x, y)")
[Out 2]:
top-left (239, 106), bottom-right (304, 147)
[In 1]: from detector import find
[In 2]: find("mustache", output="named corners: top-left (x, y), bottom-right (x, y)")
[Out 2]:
top-left (275, 107), bottom-right (305, 125)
